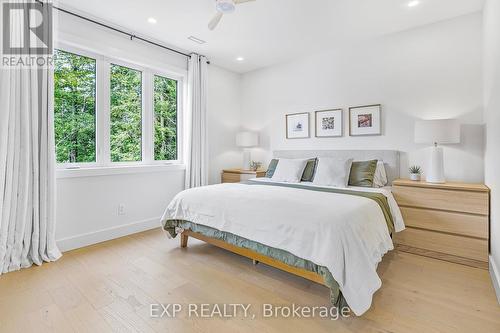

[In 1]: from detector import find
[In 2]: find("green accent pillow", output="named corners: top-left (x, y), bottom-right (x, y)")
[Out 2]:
top-left (349, 160), bottom-right (378, 187)
top-left (301, 158), bottom-right (318, 182)
top-left (265, 158), bottom-right (317, 180)
top-left (265, 159), bottom-right (279, 178)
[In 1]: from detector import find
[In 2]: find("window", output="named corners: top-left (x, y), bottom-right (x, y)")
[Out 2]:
top-left (154, 75), bottom-right (178, 161)
top-left (110, 64), bottom-right (143, 162)
top-left (53, 46), bottom-right (183, 169)
top-left (54, 49), bottom-right (96, 164)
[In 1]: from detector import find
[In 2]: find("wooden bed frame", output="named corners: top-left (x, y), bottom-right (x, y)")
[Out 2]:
top-left (180, 230), bottom-right (327, 286)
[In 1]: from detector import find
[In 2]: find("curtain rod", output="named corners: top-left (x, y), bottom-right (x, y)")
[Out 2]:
top-left (37, 0), bottom-right (210, 63)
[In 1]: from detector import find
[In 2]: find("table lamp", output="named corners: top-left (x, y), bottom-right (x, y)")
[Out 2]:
top-left (236, 131), bottom-right (259, 170)
top-left (414, 119), bottom-right (460, 183)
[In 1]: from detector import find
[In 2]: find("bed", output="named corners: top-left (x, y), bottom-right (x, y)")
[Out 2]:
top-left (161, 150), bottom-right (405, 316)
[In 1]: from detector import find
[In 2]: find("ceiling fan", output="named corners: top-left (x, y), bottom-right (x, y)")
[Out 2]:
top-left (208, 0), bottom-right (256, 31)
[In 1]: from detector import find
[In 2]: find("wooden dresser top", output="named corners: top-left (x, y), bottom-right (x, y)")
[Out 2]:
top-left (393, 179), bottom-right (489, 193)
top-left (222, 168), bottom-right (267, 175)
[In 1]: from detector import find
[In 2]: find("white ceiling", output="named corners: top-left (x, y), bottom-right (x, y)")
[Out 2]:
top-left (57, 0), bottom-right (484, 73)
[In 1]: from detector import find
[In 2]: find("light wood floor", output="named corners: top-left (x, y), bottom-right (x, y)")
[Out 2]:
top-left (1, 228), bottom-right (499, 333)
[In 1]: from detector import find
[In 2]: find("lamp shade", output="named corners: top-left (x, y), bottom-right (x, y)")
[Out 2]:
top-left (236, 131), bottom-right (258, 148)
top-left (414, 119), bottom-right (461, 145)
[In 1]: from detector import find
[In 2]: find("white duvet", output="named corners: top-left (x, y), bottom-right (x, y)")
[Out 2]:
top-left (161, 178), bottom-right (405, 315)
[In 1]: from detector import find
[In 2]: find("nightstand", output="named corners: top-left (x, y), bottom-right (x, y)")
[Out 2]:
top-left (221, 169), bottom-right (267, 183)
top-left (392, 179), bottom-right (490, 269)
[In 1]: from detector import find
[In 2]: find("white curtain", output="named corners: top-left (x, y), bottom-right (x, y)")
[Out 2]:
top-left (185, 54), bottom-right (209, 189)
top-left (0, 0), bottom-right (61, 274)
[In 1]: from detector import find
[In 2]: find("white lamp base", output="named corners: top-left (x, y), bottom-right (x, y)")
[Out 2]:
top-left (242, 149), bottom-right (251, 170)
top-left (427, 146), bottom-right (445, 183)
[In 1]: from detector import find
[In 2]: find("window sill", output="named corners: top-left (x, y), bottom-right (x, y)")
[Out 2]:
top-left (56, 164), bottom-right (186, 179)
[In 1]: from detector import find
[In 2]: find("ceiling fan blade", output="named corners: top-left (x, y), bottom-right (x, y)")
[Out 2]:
top-left (234, 0), bottom-right (255, 4)
top-left (208, 12), bottom-right (224, 30)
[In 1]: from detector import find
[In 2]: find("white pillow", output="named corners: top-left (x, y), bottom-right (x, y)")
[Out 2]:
top-left (373, 161), bottom-right (388, 187)
top-left (312, 157), bottom-right (353, 188)
top-left (271, 159), bottom-right (308, 183)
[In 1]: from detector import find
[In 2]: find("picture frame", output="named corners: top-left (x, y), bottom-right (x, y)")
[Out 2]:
top-left (315, 109), bottom-right (343, 138)
top-left (286, 112), bottom-right (310, 139)
top-left (349, 104), bottom-right (382, 136)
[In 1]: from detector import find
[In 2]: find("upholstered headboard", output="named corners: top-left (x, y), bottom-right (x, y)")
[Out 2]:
top-left (273, 150), bottom-right (400, 185)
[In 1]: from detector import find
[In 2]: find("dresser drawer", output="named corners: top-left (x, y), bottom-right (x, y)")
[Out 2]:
top-left (394, 227), bottom-right (488, 262)
top-left (400, 207), bottom-right (488, 239)
top-left (221, 173), bottom-right (242, 183)
top-left (393, 185), bottom-right (488, 215)
top-left (221, 171), bottom-right (265, 183)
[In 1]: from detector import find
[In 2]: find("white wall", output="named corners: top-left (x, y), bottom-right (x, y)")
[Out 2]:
top-left (55, 13), bottom-right (240, 250)
top-left (240, 13), bottom-right (484, 182)
top-left (207, 66), bottom-right (242, 184)
top-left (54, 9), bottom-right (188, 72)
top-left (56, 169), bottom-right (184, 250)
top-left (483, 0), bottom-right (500, 302)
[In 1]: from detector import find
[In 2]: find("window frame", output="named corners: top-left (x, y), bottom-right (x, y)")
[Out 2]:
top-left (53, 43), bottom-right (185, 170)
top-left (53, 46), bottom-right (100, 169)
top-left (151, 71), bottom-right (181, 165)
top-left (108, 59), bottom-right (145, 165)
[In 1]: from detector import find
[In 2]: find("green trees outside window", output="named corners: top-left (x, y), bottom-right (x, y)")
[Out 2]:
top-left (54, 48), bottom-right (180, 165)
top-left (54, 49), bottom-right (96, 163)
top-left (154, 75), bottom-right (178, 161)
top-left (110, 64), bottom-right (143, 162)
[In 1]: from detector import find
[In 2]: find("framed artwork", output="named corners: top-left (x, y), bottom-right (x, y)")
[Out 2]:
top-left (349, 104), bottom-right (382, 136)
top-left (286, 112), bottom-right (310, 139)
top-left (315, 109), bottom-right (343, 137)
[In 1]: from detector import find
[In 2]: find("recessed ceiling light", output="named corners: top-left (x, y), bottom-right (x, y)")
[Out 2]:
top-left (188, 36), bottom-right (206, 44)
top-left (407, 0), bottom-right (420, 7)
top-left (147, 17), bottom-right (157, 24)
top-left (236, 57), bottom-right (245, 62)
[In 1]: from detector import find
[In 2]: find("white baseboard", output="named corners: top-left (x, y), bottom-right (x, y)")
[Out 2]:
top-left (56, 217), bottom-right (161, 252)
top-left (490, 256), bottom-right (500, 305)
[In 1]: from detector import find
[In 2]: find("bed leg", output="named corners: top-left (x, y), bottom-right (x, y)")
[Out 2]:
top-left (252, 259), bottom-right (259, 265)
top-left (180, 233), bottom-right (189, 248)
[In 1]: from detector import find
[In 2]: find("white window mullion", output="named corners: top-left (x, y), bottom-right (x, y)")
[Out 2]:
top-left (101, 58), bottom-right (111, 166)
top-left (95, 56), bottom-right (105, 167)
top-left (143, 71), bottom-right (153, 164)
top-left (177, 78), bottom-right (185, 165)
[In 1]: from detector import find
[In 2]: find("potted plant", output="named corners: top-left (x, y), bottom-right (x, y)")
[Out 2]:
top-left (250, 161), bottom-right (262, 171)
top-left (409, 165), bottom-right (422, 181)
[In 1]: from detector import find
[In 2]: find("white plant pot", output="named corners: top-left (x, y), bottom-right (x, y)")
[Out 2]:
top-left (410, 173), bottom-right (421, 181)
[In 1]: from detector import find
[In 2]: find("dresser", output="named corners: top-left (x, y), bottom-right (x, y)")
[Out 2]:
top-left (392, 179), bottom-right (490, 269)
top-left (221, 169), bottom-right (267, 183)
